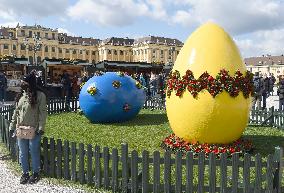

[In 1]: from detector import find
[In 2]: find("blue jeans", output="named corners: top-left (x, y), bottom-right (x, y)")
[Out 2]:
top-left (17, 134), bottom-right (41, 174)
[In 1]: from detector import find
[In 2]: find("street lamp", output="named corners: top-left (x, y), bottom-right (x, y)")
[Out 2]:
top-left (23, 33), bottom-right (42, 66)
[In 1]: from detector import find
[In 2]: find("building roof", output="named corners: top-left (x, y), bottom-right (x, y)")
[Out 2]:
top-left (58, 33), bottom-right (100, 46)
top-left (134, 36), bottom-right (183, 46)
top-left (0, 28), bottom-right (10, 38)
top-left (96, 60), bottom-right (162, 69)
top-left (244, 55), bottom-right (284, 66)
top-left (101, 37), bottom-right (134, 46)
top-left (18, 24), bottom-right (58, 32)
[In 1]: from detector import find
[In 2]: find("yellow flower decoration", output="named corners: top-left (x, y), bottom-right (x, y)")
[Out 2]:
top-left (112, 80), bottom-right (121, 89)
top-left (80, 82), bottom-right (85, 89)
top-left (117, 71), bottom-right (125, 77)
top-left (136, 81), bottom-right (142, 89)
top-left (87, 86), bottom-right (97, 95)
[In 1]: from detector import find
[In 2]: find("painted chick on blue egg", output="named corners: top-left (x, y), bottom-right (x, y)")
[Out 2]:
top-left (79, 72), bottom-right (146, 123)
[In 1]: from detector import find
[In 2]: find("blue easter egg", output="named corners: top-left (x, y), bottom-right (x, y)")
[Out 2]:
top-left (79, 72), bottom-right (146, 123)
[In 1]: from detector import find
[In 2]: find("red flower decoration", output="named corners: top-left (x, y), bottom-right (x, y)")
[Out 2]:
top-left (161, 133), bottom-right (253, 157)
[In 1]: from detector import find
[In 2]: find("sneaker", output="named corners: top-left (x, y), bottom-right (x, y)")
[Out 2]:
top-left (28, 172), bottom-right (40, 184)
top-left (20, 173), bottom-right (30, 184)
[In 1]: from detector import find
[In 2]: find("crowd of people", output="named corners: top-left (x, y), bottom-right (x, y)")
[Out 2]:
top-left (59, 71), bottom-right (167, 100)
top-left (2, 69), bottom-right (284, 110)
top-left (252, 72), bottom-right (284, 110)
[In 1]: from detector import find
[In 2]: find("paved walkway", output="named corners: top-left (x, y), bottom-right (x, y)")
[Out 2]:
top-left (0, 153), bottom-right (88, 193)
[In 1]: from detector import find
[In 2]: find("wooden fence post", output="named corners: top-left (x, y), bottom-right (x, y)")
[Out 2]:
top-left (42, 137), bottom-right (49, 176)
top-left (121, 143), bottom-right (129, 193)
top-left (153, 151), bottom-right (160, 193)
top-left (270, 106), bottom-right (274, 126)
top-left (131, 150), bottom-right (139, 193)
top-left (103, 147), bottom-right (110, 189)
top-left (112, 148), bottom-right (119, 192)
top-left (142, 150), bottom-right (149, 193)
top-left (86, 144), bottom-right (93, 186)
top-left (273, 146), bottom-right (283, 193)
top-left (164, 151), bottom-right (171, 193)
top-left (63, 140), bottom-right (70, 180)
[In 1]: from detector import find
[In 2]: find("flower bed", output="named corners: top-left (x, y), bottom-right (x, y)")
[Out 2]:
top-left (161, 133), bottom-right (253, 157)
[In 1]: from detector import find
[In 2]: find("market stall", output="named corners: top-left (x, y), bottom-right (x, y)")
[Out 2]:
top-left (0, 57), bottom-right (29, 100)
top-left (41, 59), bottom-right (90, 98)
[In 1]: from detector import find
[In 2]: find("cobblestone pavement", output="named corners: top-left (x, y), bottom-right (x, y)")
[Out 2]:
top-left (0, 152), bottom-right (88, 193)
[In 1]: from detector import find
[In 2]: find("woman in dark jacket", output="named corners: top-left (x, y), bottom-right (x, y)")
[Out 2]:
top-left (9, 72), bottom-right (47, 184)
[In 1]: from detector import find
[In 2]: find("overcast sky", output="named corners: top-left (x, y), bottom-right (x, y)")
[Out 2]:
top-left (0, 0), bottom-right (283, 58)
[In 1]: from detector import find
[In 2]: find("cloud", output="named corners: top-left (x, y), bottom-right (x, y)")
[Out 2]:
top-left (171, 0), bottom-right (284, 35)
top-left (0, 0), bottom-right (68, 20)
top-left (67, 0), bottom-right (149, 27)
top-left (57, 28), bottom-right (76, 36)
top-left (236, 28), bottom-right (284, 58)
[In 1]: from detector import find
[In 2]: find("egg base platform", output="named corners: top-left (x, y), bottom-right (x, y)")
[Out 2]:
top-left (161, 133), bottom-right (253, 157)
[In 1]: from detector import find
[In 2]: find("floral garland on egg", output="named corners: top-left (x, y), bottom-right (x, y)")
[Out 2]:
top-left (166, 69), bottom-right (254, 98)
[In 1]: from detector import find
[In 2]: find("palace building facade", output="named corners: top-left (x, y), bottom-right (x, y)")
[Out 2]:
top-left (0, 24), bottom-right (183, 65)
top-left (245, 55), bottom-right (284, 77)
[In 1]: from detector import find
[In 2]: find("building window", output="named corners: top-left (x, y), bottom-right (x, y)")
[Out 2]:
top-left (73, 50), bottom-right (76, 54)
top-left (21, 30), bottom-right (25, 36)
top-left (21, 44), bottom-right (26, 50)
top-left (80, 50), bottom-right (82, 54)
top-left (92, 51), bottom-right (95, 55)
top-left (160, 50), bottom-right (163, 55)
top-left (86, 50), bottom-right (89, 55)
top-left (177, 51), bottom-right (179, 55)
top-left (13, 44), bottom-right (16, 50)
top-left (3, 44), bottom-right (8, 49)
top-left (37, 32), bottom-right (40, 38)
top-left (45, 46), bottom-right (48, 52)
top-left (45, 33), bottom-right (48, 39)
top-left (9, 32), bottom-right (13, 37)
top-left (52, 47), bottom-right (55, 52)
top-left (108, 50), bottom-right (111, 55)
top-left (114, 50), bottom-right (117, 55)
top-left (52, 33), bottom-right (55, 40)
top-left (120, 50), bottom-right (123, 55)
top-left (153, 50), bottom-right (155, 54)
top-left (66, 49), bottom-right (69, 54)
top-left (144, 49), bottom-right (147, 54)
top-left (29, 31), bottom-right (32, 38)
top-left (58, 48), bottom-right (62, 53)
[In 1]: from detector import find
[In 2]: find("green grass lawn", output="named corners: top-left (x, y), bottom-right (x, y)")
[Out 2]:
top-left (44, 109), bottom-right (284, 156)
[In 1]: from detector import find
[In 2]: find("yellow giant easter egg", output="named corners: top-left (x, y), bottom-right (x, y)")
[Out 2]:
top-left (166, 22), bottom-right (252, 144)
